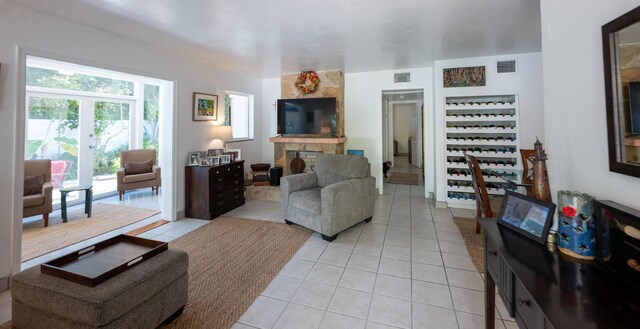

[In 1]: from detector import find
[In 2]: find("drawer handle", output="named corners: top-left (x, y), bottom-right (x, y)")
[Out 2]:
top-left (518, 298), bottom-right (531, 306)
top-left (488, 251), bottom-right (497, 256)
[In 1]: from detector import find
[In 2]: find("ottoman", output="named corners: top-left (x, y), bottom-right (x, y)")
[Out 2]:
top-left (10, 248), bottom-right (188, 329)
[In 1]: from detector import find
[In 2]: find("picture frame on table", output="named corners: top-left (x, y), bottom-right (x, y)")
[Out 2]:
top-left (193, 92), bottom-right (218, 121)
top-left (200, 157), bottom-right (212, 166)
top-left (225, 149), bottom-right (241, 161)
top-left (207, 148), bottom-right (225, 157)
top-left (187, 152), bottom-right (201, 166)
top-left (219, 154), bottom-right (231, 164)
top-left (210, 156), bottom-right (220, 166)
top-left (497, 190), bottom-right (556, 245)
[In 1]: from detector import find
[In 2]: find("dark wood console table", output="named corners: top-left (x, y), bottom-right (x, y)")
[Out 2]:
top-left (185, 161), bottom-right (245, 220)
top-left (479, 218), bottom-right (640, 329)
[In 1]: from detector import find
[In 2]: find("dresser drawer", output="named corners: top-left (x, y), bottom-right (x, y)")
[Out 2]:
top-left (514, 278), bottom-right (544, 329)
top-left (486, 238), bottom-right (500, 274)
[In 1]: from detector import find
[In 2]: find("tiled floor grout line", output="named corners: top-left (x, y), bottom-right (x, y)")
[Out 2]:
top-left (430, 204), bottom-right (462, 329)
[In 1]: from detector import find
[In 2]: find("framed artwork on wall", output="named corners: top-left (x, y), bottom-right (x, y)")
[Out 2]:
top-left (193, 92), bottom-right (218, 121)
top-left (443, 66), bottom-right (486, 88)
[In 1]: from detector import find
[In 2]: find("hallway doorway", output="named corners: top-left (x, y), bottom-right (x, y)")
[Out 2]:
top-left (382, 89), bottom-right (424, 186)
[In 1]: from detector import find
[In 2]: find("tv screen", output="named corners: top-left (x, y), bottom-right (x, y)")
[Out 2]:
top-left (629, 81), bottom-right (640, 136)
top-left (277, 97), bottom-right (337, 135)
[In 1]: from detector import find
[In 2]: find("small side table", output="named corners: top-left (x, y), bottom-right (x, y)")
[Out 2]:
top-left (60, 185), bottom-right (93, 222)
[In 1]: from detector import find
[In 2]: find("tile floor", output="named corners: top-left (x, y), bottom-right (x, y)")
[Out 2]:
top-left (0, 156), bottom-right (518, 328)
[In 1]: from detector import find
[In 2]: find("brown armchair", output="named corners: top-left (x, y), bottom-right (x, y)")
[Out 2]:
top-left (117, 149), bottom-right (161, 200)
top-left (24, 160), bottom-right (53, 227)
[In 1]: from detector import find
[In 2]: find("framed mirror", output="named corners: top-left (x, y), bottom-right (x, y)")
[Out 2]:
top-left (603, 6), bottom-right (640, 178)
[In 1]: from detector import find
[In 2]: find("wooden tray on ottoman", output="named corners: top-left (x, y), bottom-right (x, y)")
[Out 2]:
top-left (41, 235), bottom-right (168, 287)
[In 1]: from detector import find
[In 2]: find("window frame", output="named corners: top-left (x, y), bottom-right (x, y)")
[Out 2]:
top-left (225, 90), bottom-right (255, 143)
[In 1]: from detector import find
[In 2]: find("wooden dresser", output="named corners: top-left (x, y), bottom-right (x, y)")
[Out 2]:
top-left (479, 218), bottom-right (640, 329)
top-left (185, 161), bottom-right (245, 220)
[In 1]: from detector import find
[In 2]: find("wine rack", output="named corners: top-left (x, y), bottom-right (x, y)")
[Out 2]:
top-left (444, 95), bottom-right (520, 209)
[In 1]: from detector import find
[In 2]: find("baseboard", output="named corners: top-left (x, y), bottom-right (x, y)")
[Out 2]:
top-left (176, 210), bottom-right (185, 220)
top-left (0, 276), bottom-right (9, 293)
top-left (435, 201), bottom-right (448, 209)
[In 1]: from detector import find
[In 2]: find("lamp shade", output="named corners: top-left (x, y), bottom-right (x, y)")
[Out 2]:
top-left (212, 125), bottom-right (232, 140)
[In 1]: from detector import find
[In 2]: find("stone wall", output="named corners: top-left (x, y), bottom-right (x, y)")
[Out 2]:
top-left (280, 70), bottom-right (345, 136)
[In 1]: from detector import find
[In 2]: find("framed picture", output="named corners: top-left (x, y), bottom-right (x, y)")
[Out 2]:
top-left (225, 148), bottom-right (241, 161)
top-left (347, 149), bottom-right (364, 157)
top-left (200, 157), bottom-right (212, 166)
top-left (207, 148), bottom-right (225, 157)
top-left (187, 152), bottom-right (201, 166)
top-left (193, 92), bottom-right (218, 121)
top-left (497, 191), bottom-right (556, 244)
top-left (210, 156), bottom-right (220, 166)
top-left (219, 154), bottom-right (231, 164)
top-left (443, 66), bottom-right (486, 88)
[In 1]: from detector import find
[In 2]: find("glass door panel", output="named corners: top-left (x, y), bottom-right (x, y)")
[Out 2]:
top-left (91, 101), bottom-right (131, 196)
top-left (25, 96), bottom-right (80, 204)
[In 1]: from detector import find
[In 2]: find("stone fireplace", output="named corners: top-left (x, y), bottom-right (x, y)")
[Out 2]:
top-left (272, 70), bottom-right (347, 175)
top-left (271, 136), bottom-right (347, 175)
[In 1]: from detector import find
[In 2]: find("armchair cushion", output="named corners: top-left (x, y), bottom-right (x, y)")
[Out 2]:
top-left (24, 174), bottom-right (44, 196)
top-left (23, 194), bottom-right (44, 208)
top-left (315, 154), bottom-right (369, 187)
top-left (124, 160), bottom-right (153, 175)
top-left (122, 172), bottom-right (157, 184)
top-left (289, 187), bottom-right (322, 214)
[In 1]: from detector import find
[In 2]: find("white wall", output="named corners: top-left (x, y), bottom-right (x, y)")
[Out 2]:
top-left (0, 2), bottom-right (264, 281)
top-left (393, 104), bottom-right (413, 154)
top-left (433, 52), bottom-right (544, 205)
top-left (261, 78), bottom-right (281, 164)
top-left (541, 0), bottom-right (640, 209)
top-left (345, 68), bottom-right (434, 194)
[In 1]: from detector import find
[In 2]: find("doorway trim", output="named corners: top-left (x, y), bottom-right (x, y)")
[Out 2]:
top-left (12, 47), bottom-right (177, 274)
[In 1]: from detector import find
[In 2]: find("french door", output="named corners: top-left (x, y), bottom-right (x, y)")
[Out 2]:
top-left (25, 93), bottom-right (135, 204)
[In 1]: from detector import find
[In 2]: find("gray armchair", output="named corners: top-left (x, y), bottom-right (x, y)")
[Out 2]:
top-left (24, 160), bottom-right (53, 227)
top-left (117, 149), bottom-right (161, 200)
top-left (281, 153), bottom-right (376, 241)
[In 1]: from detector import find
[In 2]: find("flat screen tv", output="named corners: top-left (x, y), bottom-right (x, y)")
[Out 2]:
top-left (629, 81), bottom-right (640, 136)
top-left (277, 97), bottom-right (337, 135)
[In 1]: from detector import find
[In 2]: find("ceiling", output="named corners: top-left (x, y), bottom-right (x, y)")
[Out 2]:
top-left (12, 0), bottom-right (542, 78)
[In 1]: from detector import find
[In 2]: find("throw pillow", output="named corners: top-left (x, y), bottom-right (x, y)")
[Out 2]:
top-left (24, 174), bottom-right (43, 196)
top-left (124, 160), bottom-right (153, 175)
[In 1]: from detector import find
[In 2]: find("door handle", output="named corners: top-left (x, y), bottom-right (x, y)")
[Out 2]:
top-left (88, 145), bottom-right (95, 149)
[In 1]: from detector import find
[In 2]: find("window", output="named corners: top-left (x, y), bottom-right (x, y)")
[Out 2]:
top-left (224, 92), bottom-right (254, 140)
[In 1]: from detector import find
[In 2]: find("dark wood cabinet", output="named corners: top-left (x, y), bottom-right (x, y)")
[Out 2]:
top-left (185, 161), bottom-right (245, 220)
top-left (480, 218), bottom-right (640, 329)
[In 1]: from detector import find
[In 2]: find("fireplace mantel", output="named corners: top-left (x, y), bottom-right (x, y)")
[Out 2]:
top-left (269, 136), bottom-right (348, 144)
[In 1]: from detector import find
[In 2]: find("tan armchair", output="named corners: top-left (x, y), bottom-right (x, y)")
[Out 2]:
top-left (117, 149), bottom-right (161, 200)
top-left (24, 160), bottom-right (53, 227)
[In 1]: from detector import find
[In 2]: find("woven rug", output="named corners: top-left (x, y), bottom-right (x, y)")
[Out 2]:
top-left (452, 216), bottom-right (485, 272)
top-left (386, 172), bottom-right (419, 185)
top-left (163, 216), bottom-right (311, 329)
top-left (22, 204), bottom-right (159, 261)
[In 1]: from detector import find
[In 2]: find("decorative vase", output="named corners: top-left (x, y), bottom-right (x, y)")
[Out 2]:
top-left (557, 190), bottom-right (596, 260)
top-left (290, 152), bottom-right (305, 174)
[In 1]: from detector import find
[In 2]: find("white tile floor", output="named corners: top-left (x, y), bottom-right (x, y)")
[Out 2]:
top-left (0, 157), bottom-right (518, 329)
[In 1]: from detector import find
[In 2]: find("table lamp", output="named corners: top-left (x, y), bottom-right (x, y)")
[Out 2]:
top-left (211, 125), bottom-right (232, 149)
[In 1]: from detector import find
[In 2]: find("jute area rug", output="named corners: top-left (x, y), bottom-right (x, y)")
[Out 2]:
top-left (22, 203), bottom-right (159, 261)
top-left (452, 216), bottom-right (485, 272)
top-left (386, 172), bottom-right (419, 185)
top-left (162, 216), bottom-right (311, 329)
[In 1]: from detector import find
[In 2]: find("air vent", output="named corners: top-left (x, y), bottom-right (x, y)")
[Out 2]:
top-left (394, 72), bottom-right (410, 83)
top-left (497, 60), bottom-right (517, 74)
